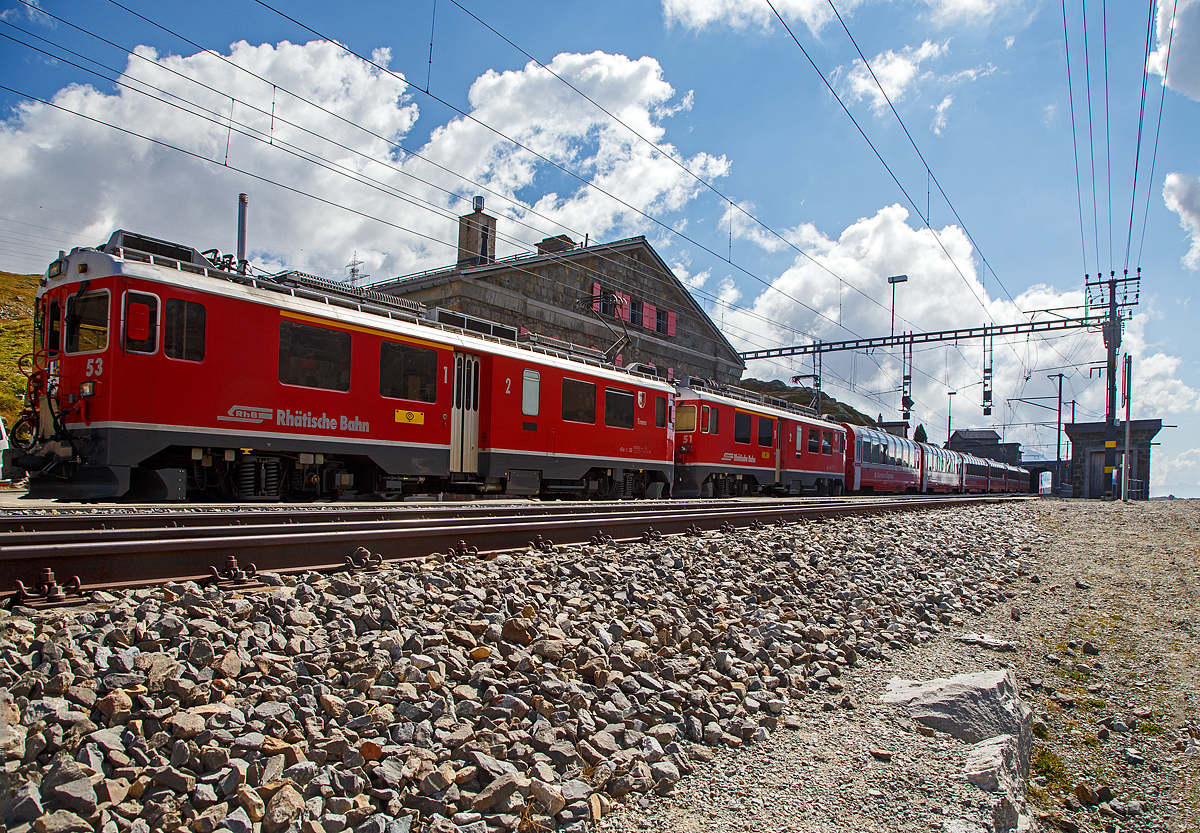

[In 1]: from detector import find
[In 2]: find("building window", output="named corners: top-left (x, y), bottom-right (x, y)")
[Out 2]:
top-left (630, 300), bottom-right (643, 327)
top-left (380, 341), bottom-right (438, 402)
top-left (164, 299), bottom-right (205, 362)
top-left (561, 378), bottom-right (595, 424)
top-left (656, 307), bottom-right (668, 334)
top-left (599, 294), bottom-right (615, 317)
top-left (279, 320), bottom-right (351, 391)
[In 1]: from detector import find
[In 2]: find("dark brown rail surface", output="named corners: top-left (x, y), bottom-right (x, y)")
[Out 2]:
top-left (1, 495), bottom-right (1026, 602)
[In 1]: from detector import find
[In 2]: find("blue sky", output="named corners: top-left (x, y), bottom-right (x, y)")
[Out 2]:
top-left (2, 0), bottom-right (1198, 494)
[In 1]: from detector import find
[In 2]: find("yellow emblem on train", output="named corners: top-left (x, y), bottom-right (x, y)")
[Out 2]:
top-left (395, 410), bottom-right (425, 425)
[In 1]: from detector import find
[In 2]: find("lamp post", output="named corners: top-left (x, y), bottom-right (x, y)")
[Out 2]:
top-left (888, 274), bottom-right (908, 337)
top-left (946, 390), bottom-right (956, 446)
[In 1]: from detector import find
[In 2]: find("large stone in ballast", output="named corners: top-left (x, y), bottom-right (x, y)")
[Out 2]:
top-left (880, 669), bottom-right (1032, 776)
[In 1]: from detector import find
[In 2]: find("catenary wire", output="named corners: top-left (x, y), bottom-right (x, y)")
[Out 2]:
top-left (1061, 0), bottom-right (1091, 275)
top-left (1136, 0), bottom-right (1179, 267)
top-left (1081, 0), bottom-right (1102, 273)
top-left (1123, 0), bottom-right (1156, 273)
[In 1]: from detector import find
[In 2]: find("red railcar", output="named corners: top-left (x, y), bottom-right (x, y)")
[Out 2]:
top-left (920, 444), bottom-right (961, 494)
top-left (673, 381), bottom-right (845, 496)
top-left (844, 424), bottom-right (923, 493)
top-left (14, 230), bottom-right (674, 500)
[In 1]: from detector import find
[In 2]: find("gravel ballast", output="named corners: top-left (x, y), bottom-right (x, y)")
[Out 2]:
top-left (1, 499), bottom-right (1196, 833)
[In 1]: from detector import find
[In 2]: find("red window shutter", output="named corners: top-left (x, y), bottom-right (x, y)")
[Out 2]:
top-left (667, 367), bottom-right (674, 380)
top-left (615, 353), bottom-right (623, 367)
top-left (667, 311), bottom-right (676, 337)
top-left (592, 282), bottom-right (601, 312)
top-left (618, 293), bottom-right (631, 322)
top-left (643, 302), bottom-right (656, 329)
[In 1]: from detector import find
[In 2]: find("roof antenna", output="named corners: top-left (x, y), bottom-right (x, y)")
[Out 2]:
top-left (237, 193), bottom-right (248, 275)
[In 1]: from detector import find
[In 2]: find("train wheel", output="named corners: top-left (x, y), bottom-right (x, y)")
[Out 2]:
top-left (830, 480), bottom-right (842, 497)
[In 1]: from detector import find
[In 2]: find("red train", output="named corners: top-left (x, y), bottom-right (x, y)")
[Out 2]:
top-left (12, 229), bottom-right (1029, 502)
top-left (673, 381), bottom-right (845, 497)
top-left (13, 231), bottom-right (674, 501)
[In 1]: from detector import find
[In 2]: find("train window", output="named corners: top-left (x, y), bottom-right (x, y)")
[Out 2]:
top-left (561, 378), bottom-right (595, 424)
top-left (821, 430), bottom-right (833, 455)
top-left (123, 293), bottom-right (158, 354)
top-left (734, 411), bottom-right (752, 444)
top-left (46, 299), bottom-right (62, 354)
top-left (521, 370), bottom-right (540, 416)
top-left (836, 434), bottom-right (845, 453)
top-left (380, 341), bottom-right (438, 403)
top-left (757, 417), bottom-right (773, 447)
top-left (856, 436), bottom-right (862, 463)
top-left (700, 406), bottom-right (710, 433)
top-left (873, 442), bottom-right (882, 465)
top-left (808, 427), bottom-right (820, 454)
top-left (164, 299), bottom-right (206, 362)
top-left (65, 291), bottom-right (109, 353)
top-left (676, 404), bottom-right (697, 432)
top-left (278, 320), bottom-right (351, 391)
top-left (709, 406), bottom-right (718, 434)
top-left (655, 395), bottom-right (667, 428)
top-left (604, 388), bottom-right (635, 429)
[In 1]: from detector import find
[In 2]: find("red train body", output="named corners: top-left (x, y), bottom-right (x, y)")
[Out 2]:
top-left (15, 231), bottom-right (673, 501)
top-left (12, 230), bottom-right (1029, 502)
top-left (672, 382), bottom-right (846, 497)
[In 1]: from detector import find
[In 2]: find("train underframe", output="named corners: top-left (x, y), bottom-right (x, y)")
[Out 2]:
top-left (18, 425), bottom-right (672, 502)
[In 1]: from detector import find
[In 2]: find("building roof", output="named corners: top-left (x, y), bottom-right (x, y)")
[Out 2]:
top-left (950, 429), bottom-right (1001, 442)
top-left (1065, 419), bottom-right (1163, 438)
top-left (366, 234), bottom-right (743, 369)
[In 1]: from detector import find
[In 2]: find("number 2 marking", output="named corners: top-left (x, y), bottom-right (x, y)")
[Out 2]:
top-left (505, 378), bottom-right (511, 394)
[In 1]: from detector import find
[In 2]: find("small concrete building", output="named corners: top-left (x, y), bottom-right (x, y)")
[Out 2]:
top-left (947, 429), bottom-right (1023, 464)
top-left (368, 202), bottom-right (745, 384)
top-left (1064, 419), bottom-right (1161, 500)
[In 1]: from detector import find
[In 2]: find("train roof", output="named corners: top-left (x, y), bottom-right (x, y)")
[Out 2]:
top-left (674, 379), bottom-right (832, 424)
top-left (42, 238), bottom-right (675, 392)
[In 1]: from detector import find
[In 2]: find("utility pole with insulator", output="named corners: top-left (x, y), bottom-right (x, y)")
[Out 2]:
top-left (1087, 269), bottom-right (1139, 500)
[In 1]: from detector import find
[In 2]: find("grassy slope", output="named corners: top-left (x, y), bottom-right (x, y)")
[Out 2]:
top-left (0, 271), bottom-right (40, 429)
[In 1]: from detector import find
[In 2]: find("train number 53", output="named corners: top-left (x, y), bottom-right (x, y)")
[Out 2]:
top-left (85, 358), bottom-right (104, 377)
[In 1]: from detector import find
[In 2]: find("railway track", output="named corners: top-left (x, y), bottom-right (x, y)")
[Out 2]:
top-left (0, 494), bottom-right (1026, 605)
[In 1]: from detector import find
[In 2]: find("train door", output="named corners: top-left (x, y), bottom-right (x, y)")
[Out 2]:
top-left (775, 418), bottom-right (783, 486)
top-left (450, 352), bottom-right (480, 474)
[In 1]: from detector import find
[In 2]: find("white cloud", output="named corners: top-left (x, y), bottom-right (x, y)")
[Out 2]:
top-left (0, 0), bottom-right (54, 26)
top-left (714, 204), bottom-right (1200, 459)
top-left (932, 94), bottom-right (954, 135)
top-left (1164, 171), bottom-right (1200, 269)
top-left (661, 0), bottom-right (863, 34)
top-left (1153, 446), bottom-right (1200, 492)
top-left (0, 42), bottom-right (727, 279)
top-left (839, 41), bottom-right (949, 113)
top-left (1004, 35), bottom-right (1016, 48)
top-left (925, 0), bottom-right (1019, 27)
top-left (1148, 0), bottom-right (1200, 100)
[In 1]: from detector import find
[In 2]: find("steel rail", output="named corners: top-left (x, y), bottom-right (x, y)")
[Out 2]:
top-left (1, 495), bottom-right (1025, 604)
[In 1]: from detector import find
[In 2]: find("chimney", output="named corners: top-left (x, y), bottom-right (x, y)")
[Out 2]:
top-left (536, 235), bottom-right (575, 255)
top-left (457, 196), bottom-right (497, 267)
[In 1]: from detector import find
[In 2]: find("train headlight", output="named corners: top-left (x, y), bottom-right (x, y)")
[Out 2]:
top-left (79, 381), bottom-right (95, 397)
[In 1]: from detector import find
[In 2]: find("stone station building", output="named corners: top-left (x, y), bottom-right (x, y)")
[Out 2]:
top-left (1064, 419), bottom-right (1162, 499)
top-left (367, 202), bottom-right (745, 385)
